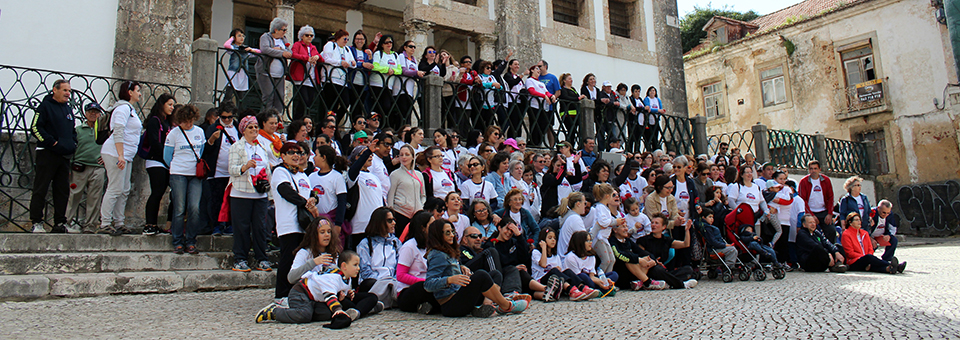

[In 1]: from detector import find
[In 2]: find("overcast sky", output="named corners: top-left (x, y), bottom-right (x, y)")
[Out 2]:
top-left (677, 0), bottom-right (806, 17)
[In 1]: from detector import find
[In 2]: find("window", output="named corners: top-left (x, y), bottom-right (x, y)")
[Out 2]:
top-left (841, 46), bottom-right (876, 87)
top-left (609, 1), bottom-right (630, 38)
top-left (714, 27), bottom-right (727, 43)
top-left (554, 0), bottom-right (580, 26)
top-left (703, 82), bottom-right (723, 118)
top-left (760, 66), bottom-right (787, 107)
top-left (856, 129), bottom-right (889, 174)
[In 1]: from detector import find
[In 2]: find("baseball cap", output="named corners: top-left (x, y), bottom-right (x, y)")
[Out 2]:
top-left (84, 102), bottom-right (104, 112)
top-left (765, 179), bottom-right (783, 190)
top-left (354, 130), bottom-right (368, 140)
top-left (602, 81), bottom-right (612, 87)
top-left (628, 159), bottom-right (641, 170)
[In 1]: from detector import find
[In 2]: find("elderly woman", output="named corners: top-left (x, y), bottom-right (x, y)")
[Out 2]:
top-left (841, 212), bottom-right (905, 274)
top-left (494, 188), bottom-right (540, 243)
top-left (290, 25), bottom-right (321, 121)
top-left (321, 29), bottom-right (356, 123)
top-left (255, 18), bottom-right (293, 113)
top-left (227, 116), bottom-right (272, 272)
top-left (839, 176), bottom-right (873, 231)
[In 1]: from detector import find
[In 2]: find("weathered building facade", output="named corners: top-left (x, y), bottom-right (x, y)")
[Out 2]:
top-left (683, 0), bottom-right (960, 235)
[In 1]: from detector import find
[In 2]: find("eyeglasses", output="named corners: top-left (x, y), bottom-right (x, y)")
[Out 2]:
top-left (280, 28), bottom-right (288, 32)
top-left (285, 151), bottom-right (305, 156)
top-left (466, 233), bottom-right (482, 239)
top-left (324, 125), bottom-right (335, 129)
top-left (475, 208), bottom-right (488, 214)
top-left (701, 172), bottom-right (710, 176)
top-left (220, 115), bottom-right (234, 119)
top-left (356, 121), bottom-right (366, 125)
top-left (444, 230), bottom-right (456, 236)
top-left (468, 163), bottom-right (481, 168)
top-left (493, 132), bottom-right (501, 137)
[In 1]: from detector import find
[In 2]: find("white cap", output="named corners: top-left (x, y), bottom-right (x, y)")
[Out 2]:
top-left (602, 81), bottom-right (613, 87)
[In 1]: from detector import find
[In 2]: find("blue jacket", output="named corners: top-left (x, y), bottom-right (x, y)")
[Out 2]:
top-left (494, 207), bottom-right (540, 243)
top-left (580, 151), bottom-right (597, 168)
top-left (485, 172), bottom-right (512, 204)
top-left (869, 207), bottom-right (898, 236)
top-left (698, 220), bottom-right (727, 250)
top-left (424, 250), bottom-right (463, 300)
top-left (357, 235), bottom-right (400, 281)
top-left (838, 193), bottom-right (873, 231)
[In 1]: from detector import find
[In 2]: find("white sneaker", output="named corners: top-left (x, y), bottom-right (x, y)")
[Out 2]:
top-left (31, 223), bottom-right (46, 233)
top-left (65, 222), bottom-right (81, 234)
top-left (274, 297), bottom-right (289, 308)
top-left (683, 279), bottom-right (698, 289)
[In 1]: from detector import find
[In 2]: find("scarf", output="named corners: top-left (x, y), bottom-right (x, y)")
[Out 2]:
top-left (259, 130), bottom-right (283, 157)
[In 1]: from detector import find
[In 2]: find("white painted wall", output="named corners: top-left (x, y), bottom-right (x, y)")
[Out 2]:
top-left (541, 43), bottom-right (659, 90)
top-left (346, 10), bottom-right (363, 36)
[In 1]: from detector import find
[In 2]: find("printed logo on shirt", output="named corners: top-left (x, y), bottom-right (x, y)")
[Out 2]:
top-left (298, 179), bottom-right (310, 190)
top-left (441, 179), bottom-right (454, 188)
top-left (661, 209), bottom-right (669, 215)
top-left (443, 158), bottom-right (452, 168)
top-left (632, 187), bottom-right (640, 194)
top-left (746, 193), bottom-right (756, 200)
top-left (813, 185), bottom-right (822, 192)
top-left (474, 191), bottom-right (484, 199)
top-left (251, 154), bottom-right (263, 162)
top-left (561, 182), bottom-right (570, 187)
top-left (858, 203), bottom-right (864, 210)
top-left (313, 184), bottom-right (326, 195)
top-left (679, 191), bottom-right (689, 200)
top-left (365, 179), bottom-right (378, 188)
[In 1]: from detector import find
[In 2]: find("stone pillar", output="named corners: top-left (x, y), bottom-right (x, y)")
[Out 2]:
top-left (652, 0), bottom-right (688, 117)
top-left (813, 133), bottom-right (828, 167)
top-left (692, 116), bottom-right (708, 156)
top-left (275, 0), bottom-right (299, 120)
top-left (497, 0), bottom-right (542, 68)
top-left (111, 0), bottom-right (194, 88)
top-left (422, 75), bottom-right (444, 135)
top-left (191, 35), bottom-right (219, 115)
top-left (751, 123), bottom-right (770, 164)
top-left (402, 20), bottom-right (434, 53)
top-left (580, 98), bottom-right (597, 142)
top-left (472, 34), bottom-right (498, 62)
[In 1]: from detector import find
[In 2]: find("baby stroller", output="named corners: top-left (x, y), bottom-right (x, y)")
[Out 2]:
top-left (693, 221), bottom-right (736, 283)
top-left (724, 204), bottom-right (786, 281)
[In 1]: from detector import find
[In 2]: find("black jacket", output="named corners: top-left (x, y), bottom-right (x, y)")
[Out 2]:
top-left (483, 235), bottom-right (531, 268)
top-left (795, 227), bottom-right (838, 263)
top-left (596, 90), bottom-right (619, 121)
top-left (202, 121), bottom-right (240, 178)
top-left (540, 165), bottom-right (584, 218)
top-left (32, 94), bottom-right (77, 155)
top-left (609, 235), bottom-right (651, 264)
top-left (143, 115), bottom-right (172, 165)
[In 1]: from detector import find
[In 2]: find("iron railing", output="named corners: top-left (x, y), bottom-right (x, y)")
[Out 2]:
top-left (766, 129), bottom-right (819, 170)
top-left (823, 137), bottom-right (869, 174)
top-left (0, 64), bottom-right (190, 231)
top-left (707, 129), bottom-right (754, 156)
top-left (214, 47), bottom-right (423, 130)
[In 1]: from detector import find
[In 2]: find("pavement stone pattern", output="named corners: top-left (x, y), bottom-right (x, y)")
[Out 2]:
top-left (2, 243), bottom-right (959, 339)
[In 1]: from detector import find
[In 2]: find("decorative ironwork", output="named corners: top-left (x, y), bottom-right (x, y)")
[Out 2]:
top-left (707, 130), bottom-right (754, 156)
top-left (823, 136), bottom-right (869, 174)
top-left (766, 129), bottom-right (818, 170)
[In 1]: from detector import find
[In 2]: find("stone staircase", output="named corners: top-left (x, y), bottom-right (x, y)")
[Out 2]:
top-left (0, 234), bottom-right (276, 301)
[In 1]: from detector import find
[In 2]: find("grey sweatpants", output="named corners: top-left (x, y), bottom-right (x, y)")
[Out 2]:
top-left (274, 286), bottom-right (333, 324)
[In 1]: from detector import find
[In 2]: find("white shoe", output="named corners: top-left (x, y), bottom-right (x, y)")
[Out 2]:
top-left (65, 222), bottom-right (81, 234)
top-left (31, 223), bottom-right (46, 233)
top-left (683, 279), bottom-right (698, 289)
top-left (274, 297), bottom-right (289, 308)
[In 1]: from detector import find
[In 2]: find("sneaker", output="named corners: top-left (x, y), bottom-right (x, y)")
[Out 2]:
top-left (51, 223), bottom-right (67, 233)
top-left (274, 297), bottom-right (289, 308)
top-left (212, 225), bottom-right (223, 236)
top-left (896, 261), bottom-right (907, 273)
top-left (568, 286), bottom-right (586, 301)
top-left (683, 279), bottom-right (698, 289)
top-left (504, 292), bottom-right (532, 304)
top-left (371, 301), bottom-right (385, 315)
top-left (223, 225), bottom-right (234, 236)
top-left (829, 264), bottom-right (847, 273)
top-left (598, 287), bottom-right (616, 298)
top-left (496, 300), bottom-right (528, 315)
top-left (110, 225), bottom-right (126, 237)
top-left (580, 286), bottom-right (601, 300)
top-left (186, 245), bottom-right (199, 255)
top-left (543, 275), bottom-right (561, 302)
top-left (416, 302), bottom-right (433, 315)
top-left (173, 245), bottom-right (184, 254)
top-left (31, 223), bottom-right (46, 233)
top-left (254, 303), bottom-right (277, 323)
top-left (63, 222), bottom-right (80, 234)
top-left (643, 280), bottom-right (668, 290)
top-left (345, 308), bottom-right (360, 321)
top-left (470, 304), bottom-right (496, 318)
top-left (629, 280), bottom-right (645, 291)
top-left (254, 260), bottom-right (273, 272)
top-left (233, 260), bottom-right (252, 272)
top-left (142, 225), bottom-right (159, 236)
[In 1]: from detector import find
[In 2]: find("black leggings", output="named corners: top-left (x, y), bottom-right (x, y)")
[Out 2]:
top-left (396, 281), bottom-right (440, 314)
top-left (538, 268), bottom-right (583, 294)
top-left (145, 167), bottom-right (170, 225)
top-left (848, 255), bottom-right (891, 273)
top-left (647, 264), bottom-right (686, 289)
top-left (275, 232), bottom-right (305, 299)
top-left (439, 270), bottom-right (496, 317)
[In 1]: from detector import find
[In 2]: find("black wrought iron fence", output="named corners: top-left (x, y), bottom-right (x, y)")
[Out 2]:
top-left (824, 137), bottom-right (869, 174)
top-left (767, 129), bottom-right (820, 170)
top-left (707, 130), bottom-right (755, 156)
top-left (214, 48), bottom-right (423, 130)
top-left (0, 64), bottom-right (190, 231)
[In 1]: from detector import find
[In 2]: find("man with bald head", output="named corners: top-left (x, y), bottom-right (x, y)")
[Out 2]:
top-left (459, 226), bottom-right (522, 294)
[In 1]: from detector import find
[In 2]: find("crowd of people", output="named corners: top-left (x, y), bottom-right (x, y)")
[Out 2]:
top-left (26, 19), bottom-right (907, 328)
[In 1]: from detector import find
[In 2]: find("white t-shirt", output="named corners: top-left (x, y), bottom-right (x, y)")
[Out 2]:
top-left (272, 166), bottom-right (312, 236)
top-left (396, 239), bottom-right (427, 291)
top-left (292, 248), bottom-right (333, 279)
top-left (309, 170), bottom-right (348, 216)
top-left (563, 254), bottom-right (596, 275)
top-left (659, 196), bottom-right (670, 216)
top-left (625, 176), bottom-right (648, 197)
top-left (215, 125), bottom-right (239, 178)
top-left (674, 179), bottom-right (690, 214)
top-left (368, 155), bottom-right (391, 198)
top-left (626, 212), bottom-right (652, 241)
top-left (231, 142), bottom-right (269, 199)
top-left (565, 156), bottom-right (587, 192)
top-left (525, 78), bottom-right (549, 109)
top-left (164, 126), bottom-right (206, 176)
top-left (558, 214), bottom-right (586, 256)
top-left (788, 196), bottom-right (806, 242)
top-left (775, 187), bottom-right (794, 224)
top-left (429, 169), bottom-right (456, 199)
top-left (256, 134), bottom-right (282, 166)
top-left (531, 249), bottom-right (562, 280)
top-left (557, 178), bottom-right (574, 206)
top-left (348, 171), bottom-right (384, 234)
top-left (509, 210), bottom-right (522, 227)
top-left (854, 195), bottom-right (867, 219)
top-left (100, 104), bottom-right (141, 161)
top-left (807, 178), bottom-right (826, 212)
top-left (728, 183), bottom-right (767, 214)
top-left (590, 204), bottom-right (615, 244)
top-left (440, 149), bottom-right (457, 172)
top-left (461, 179), bottom-right (497, 205)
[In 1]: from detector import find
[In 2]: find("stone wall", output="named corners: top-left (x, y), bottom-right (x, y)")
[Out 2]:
top-left (112, 0), bottom-right (195, 87)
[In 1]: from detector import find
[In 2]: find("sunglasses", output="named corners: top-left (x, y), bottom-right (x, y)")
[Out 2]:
top-left (324, 125), bottom-right (335, 129)
top-left (517, 143), bottom-right (526, 147)
top-left (444, 230), bottom-right (456, 236)
top-left (466, 234), bottom-right (482, 239)
top-left (451, 135), bottom-right (459, 139)
top-left (304, 34), bottom-right (314, 37)
top-left (285, 151), bottom-right (305, 156)
top-left (356, 121), bottom-right (366, 125)
top-left (427, 50), bottom-right (436, 54)
top-left (220, 115), bottom-right (234, 119)
top-left (468, 163), bottom-right (481, 167)
top-left (384, 41), bottom-right (394, 44)
top-left (387, 218), bottom-right (395, 223)
top-left (369, 117), bottom-right (379, 121)
top-left (405, 45), bottom-right (416, 49)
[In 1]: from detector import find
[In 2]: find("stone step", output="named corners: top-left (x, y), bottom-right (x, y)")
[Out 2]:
top-left (0, 252), bottom-right (239, 275)
top-left (0, 233), bottom-right (238, 253)
top-left (0, 270), bottom-right (276, 301)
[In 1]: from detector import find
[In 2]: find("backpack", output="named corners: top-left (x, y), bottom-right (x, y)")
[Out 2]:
top-left (95, 102), bottom-right (133, 145)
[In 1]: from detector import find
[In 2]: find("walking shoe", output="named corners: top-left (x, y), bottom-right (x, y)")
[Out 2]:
top-left (109, 225), bottom-right (126, 236)
top-left (142, 224), bottom-right (159, 236)
top-left (683, 279), bottom-right (698, 289)
top-left (568, 286), bottom-right (588, 301)
top-left (254, 260), bottom-right (273, 272)
top-left (470, 304), bottom-right (496, 318)
top-left (897, 261), bottom-right (907, 273)
top-left (64, 223), bottom-right (81, 234)
top-left (496, 300), bottom-right (528, 315)
top-left (830, 264), bottom-right (848, 273)
top-left (254, 303), bottom-right (277, 323)
top-left (371, 301), bottom-right (385, 315)
top-left (223, 225), bottom-right (234, 236)
top-left (211, 225), bottom-right (223, 236)
top-left (274, 297), bottom-right (289, 308)
top-left (31, 223), bottom-right (46, 233)
top-left (174, 245), bottom-right (184, 254)
top-left (186, 245), bottom-right (199, 255)
top-left (543, 275), bottom-right (562, 302)
top-left (232, 260), bottom-right (252, 272)
top-left (345, 308), bottom-right (360, 321)
top-left (504, 292), bottom-right (532, 304)
top-left (580, 286), bottom-right (601, 300)
top-left (51, 223), bottom-right (67, 233)
top-left (643, 280), bottom-right (668, 290)
top-left (158, 227), bottom-right (171, 235)
top-left (629, 280), bottom-right (645, 291)
top-left (416, 302), bottom-right (433, 315)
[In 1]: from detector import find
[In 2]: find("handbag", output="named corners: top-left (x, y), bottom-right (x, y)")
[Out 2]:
top-left (180, 128), bottom-right (211, 178)
top-left (71, 162), bottom-right (86, 172)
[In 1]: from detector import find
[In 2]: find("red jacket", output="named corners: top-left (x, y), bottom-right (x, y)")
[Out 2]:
top-left (841, 227), bottom-right (874, 265)
top-left (798, 174), bottom-right (833, 214)
top-left (289, 41), bottom-right (322, 82)
top-left (457, 70), bottom-right (479, 102)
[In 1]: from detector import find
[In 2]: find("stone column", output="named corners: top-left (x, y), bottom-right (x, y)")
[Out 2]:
top-left (422, 75), bottom-right (444, 135)
top-left (191, 35), bottom-right (219, 115)
top-left (275, 0), bottom-right (299, 120)
top-left (402, 19), bottom-right (434, 53)
top-left (472, 34), bottom-right (498, 62)
top-left (497, 0), bottom-right (541, 68)
top-left (751, 123), bottom-right (770, 164)
top-left (692, 116), bottom-right (708, 156)
top-left (580, 98), bottom-right (597, 141)
top-left (652, 0), bottom-right (687, 117)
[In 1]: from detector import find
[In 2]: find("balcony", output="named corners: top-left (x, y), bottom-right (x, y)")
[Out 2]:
top-left (834, 78), bottom-right (890, 120)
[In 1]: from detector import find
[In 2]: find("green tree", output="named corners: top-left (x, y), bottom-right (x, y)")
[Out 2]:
top-left (681, 5), bottom-right (760, 53)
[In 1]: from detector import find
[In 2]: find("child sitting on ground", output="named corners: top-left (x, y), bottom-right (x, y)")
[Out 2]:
top-left (739, 225), bottom-right (783, 268)
top-left (622, 197), bottom-right (651, 240)
top-left (256, 251), bottom-right (383, 329)
top-left (696, 209), bottom-right (738, 271)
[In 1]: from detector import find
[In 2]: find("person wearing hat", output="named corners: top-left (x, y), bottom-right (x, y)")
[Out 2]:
top-left (351, 130), bottom-right (369, 150)
top-left (30, 79), bottom-right (77, 233)
top-left (596, 81), bottom-right (619, 148)
top-left (64, 102), bottom-right (106, 233)
top-left (227, 115), bottom-right (272, 272)
top-left (500, 138), bottom-right (520, 154)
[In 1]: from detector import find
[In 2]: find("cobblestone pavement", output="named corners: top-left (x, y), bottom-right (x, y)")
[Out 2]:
top-left (3, 243), bottom-right (960, 339)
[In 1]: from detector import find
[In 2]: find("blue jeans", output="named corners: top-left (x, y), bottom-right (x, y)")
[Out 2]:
top-left (880, 235), bottom-right (898, 262)
top-left (747, 241), bottom-right (781, 266)
top-left (170, 175), bottom-right (202, 247)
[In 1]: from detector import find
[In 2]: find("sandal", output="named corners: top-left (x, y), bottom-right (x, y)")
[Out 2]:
top-left (174, 245), bottom-right (184, 254)
top-left (186, 245), bottom-right (199, 255)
